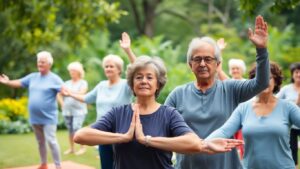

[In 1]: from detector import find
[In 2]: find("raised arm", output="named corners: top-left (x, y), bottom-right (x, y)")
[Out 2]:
top-left (120, 32), bottom-right (136, 63)
top-left (0, 74), bottom-right (22, 88)
top-left (216, 38), bottom-right (229, 81)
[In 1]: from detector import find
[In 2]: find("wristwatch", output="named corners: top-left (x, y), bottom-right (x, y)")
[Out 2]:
top-left (145, 135), bottom-right (152, 146)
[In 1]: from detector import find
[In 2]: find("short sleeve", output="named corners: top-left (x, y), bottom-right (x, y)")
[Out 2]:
top-left (168, 107), bottom-right (192, 136)
top-left (84, 83), bottom-right (100, 104)
top-left (90, 108), bottom-right (115, 132)
top-left (53, 74), bottom-right (64, 92)
top-left (20, 73), bottom-right (34, 88)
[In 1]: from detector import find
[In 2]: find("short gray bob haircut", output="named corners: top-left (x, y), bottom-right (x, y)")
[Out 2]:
top-left (186, 36), bottom-right (221, 64)
top-left (126, 55), bottom-right (167, 98)
top-left (102, 54), bottom-right (124, 75)
top-left (37, 51), bottom-right (53, 65)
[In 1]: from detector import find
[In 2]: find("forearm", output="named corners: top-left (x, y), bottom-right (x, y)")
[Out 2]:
top-left (74, 127), bottom-right (128, 146)
top-left (3, 80), bottom-right (22, 88)
top-left (123, 48), bottom-right (136, 63)
top-left (255, 48), bottom-right (269, 89)
top-left (139, 133), bottom-right (204, 154)
top-left (69, 92), bottom-right (85, 102)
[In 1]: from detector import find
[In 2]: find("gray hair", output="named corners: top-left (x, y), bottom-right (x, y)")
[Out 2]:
top-left (186, 37), bottom-right (221, 64)
top-left (67, 61), bottom-right (85, 78)
top-left (126, 56), bottom-right (167, 98)
top-left (102, 54), bottom-right (124, 75)
top-left (228, 59), bottom-right (246, 75)
top-left (37, 51), bottom-right (53, 65)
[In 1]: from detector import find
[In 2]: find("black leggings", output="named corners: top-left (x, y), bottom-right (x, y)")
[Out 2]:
top-left (290, 128), bottom-right (300, 165)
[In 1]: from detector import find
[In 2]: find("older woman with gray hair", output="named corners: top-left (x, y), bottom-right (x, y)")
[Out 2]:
top-left (0, 51), bottom-right (63, 169)
top-left (62, 33), bottom-right (136, 169)
top-left (228, 58), bottom-right (247, 80)
top-left (60, 61), bottom-right (88, 155)
top-left (73, 56), bottom-right (243, 169)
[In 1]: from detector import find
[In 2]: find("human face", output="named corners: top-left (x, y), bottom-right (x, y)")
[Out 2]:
top-left (69, 69), bottom-right (81, 80)
top-left (133, 66), bottom-right (158, 98)
top-left (37, 57), bottom-right (51, 75)
top-left (103, 60), bottom-right (121, 79)
top-left (293, 69), bottom-right (300, 84)
top-left (230, 66), bottom-right (243, 80)
top-left (189, 43), bottom-right (219, 81)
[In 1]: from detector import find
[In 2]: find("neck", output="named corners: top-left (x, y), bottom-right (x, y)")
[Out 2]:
top-left (72, 78), bottom-right (80, 82)
top-left (136, 96), bottom-right (158, 115)
top-left (40, 71), bottom-right (49, 76)
top-left (256, 92), bottom-right (275, 104)
top-left (195, 78), bottom-right (215, 92)
top-left (294, 82), bottom-right (300, 88)
top-left (108, 76), bottom-right (120, 86)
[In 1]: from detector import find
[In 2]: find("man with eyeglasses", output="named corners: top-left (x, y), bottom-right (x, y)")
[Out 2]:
top-left (165, 15), bottom-right (269, 169)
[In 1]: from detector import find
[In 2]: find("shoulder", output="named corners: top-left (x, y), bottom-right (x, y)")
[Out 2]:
top-left (50, 72), bottom-right (63, 81)
top-left (170, 82), bottom-right (194, 94)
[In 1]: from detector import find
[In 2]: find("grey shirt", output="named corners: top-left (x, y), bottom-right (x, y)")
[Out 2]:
top-left (165, 48), bottom-right (269, 169)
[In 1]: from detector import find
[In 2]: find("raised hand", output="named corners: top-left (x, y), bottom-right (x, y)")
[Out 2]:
top-left (248, 15), bottom-right (268, 48)
top-left (204, 138), bottom-right (244, 154)
top-left (119, 32), bottom-right (131, 51)
top-left (133, 104), bottom-right (145, 143)
top-left (0, 74), bottom-right (9, 84)
top-left (217, 38), bottom-right (227, 51)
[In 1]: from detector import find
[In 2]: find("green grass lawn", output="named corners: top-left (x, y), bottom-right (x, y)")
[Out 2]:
top-left (0, 130), bottom-right (100, 168)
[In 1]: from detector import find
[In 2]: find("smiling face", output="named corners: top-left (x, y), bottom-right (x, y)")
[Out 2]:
top-left (37, 57), bottom-right (51, 75)
top-left (133, 66), bottom-right (158, 98)
top-left (103, 60), bottom-right (121, 79)
top-left (68, 69), bottom-right (81, 80)
top-left (189, 42), bottom-right (219, 81)
top-left (230, 65), bottom-right (243, 79)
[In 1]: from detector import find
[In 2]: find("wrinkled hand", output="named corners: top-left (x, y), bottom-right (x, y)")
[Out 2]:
top-left (217, 38), bottom-right (227, 51)
top-left (122, 104), bottom-right (137, 142)
top-left (0, 74), bottom-right (9, 84)
top-left (119, 32), bottom-right (131, 50)
top-left (133, 104), bottom-right (145, 143)
top-left (248, 15), bottom-right (268, 48)
top-left (204, 138), bottom-right (244, 154)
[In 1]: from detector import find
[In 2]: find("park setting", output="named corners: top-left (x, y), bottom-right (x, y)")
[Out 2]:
top-left (1, 0), bottom-right (300, 169)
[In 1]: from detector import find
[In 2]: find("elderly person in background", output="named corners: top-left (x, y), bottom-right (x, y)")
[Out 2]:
top-left (60, 61), bottom-right (88, 155)
top-left (228, 59), bottom-right (247, 80)
top-left (277, 62), bottom-right (300, 169)
top-left (0, 51), bottom-right (63, 169)
top-left (73, 56), bottom-right (243, 169)
top-left (62, 33), bottom-right (135, 169)
top-left (207, 62), bottom-right (300, 169)
top-left (165, 15), bottom-right (269, 169)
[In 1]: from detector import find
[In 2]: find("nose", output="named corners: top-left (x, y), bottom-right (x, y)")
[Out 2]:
top-left (200, 59), bottom-right (206, 66)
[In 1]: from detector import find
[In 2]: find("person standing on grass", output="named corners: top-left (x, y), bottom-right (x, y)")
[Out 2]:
top-left (60, 61), bottom-right (88, 156)
top-left (61, 32), bottom-right (136, 169)
top-left (0, 51), bottom-right (63, 169)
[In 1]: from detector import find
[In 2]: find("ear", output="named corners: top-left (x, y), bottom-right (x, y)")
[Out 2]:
top-left (188, 62), bottom-right (192, 68)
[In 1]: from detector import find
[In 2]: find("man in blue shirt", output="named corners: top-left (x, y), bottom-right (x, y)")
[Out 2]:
top-left (0, 51), bottom-right (63, 169)
top-left (165, 15), bottom-right (269, 169)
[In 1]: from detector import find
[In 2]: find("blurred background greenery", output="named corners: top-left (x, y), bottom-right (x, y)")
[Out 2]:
top-left (0, 0), bottom-right (300, 133)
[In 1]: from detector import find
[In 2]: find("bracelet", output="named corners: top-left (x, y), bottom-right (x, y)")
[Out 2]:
top-left (145, 135), bottom-right (152, 146)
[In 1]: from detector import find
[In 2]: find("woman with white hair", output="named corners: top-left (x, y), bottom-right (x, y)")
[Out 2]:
top-left (73, 56), bottom-right (243, 169)
top-left (228, 58), bottom-right (247, 80)
top-left (62, 32), bottom-right (136, 169)
top-left (0, 51), bottom-right (63, 169)
top-left (61, 61), bottom-right (88, 155)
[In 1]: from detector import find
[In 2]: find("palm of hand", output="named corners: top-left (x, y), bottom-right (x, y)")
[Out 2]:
top-left (250, 30), bottom-right (268, 48)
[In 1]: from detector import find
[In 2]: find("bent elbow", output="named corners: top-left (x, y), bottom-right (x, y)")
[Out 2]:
top-left (73, 130), bottom-right (85, 144)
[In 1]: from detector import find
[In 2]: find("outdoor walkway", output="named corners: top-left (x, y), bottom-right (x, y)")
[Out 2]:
top-left (5, 161), bottom-right (96, 169)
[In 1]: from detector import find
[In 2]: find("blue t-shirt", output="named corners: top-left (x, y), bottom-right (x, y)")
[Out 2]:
top-left (207, 99), bottom-right (300, 169)
top-left (91, 104), bottom-right (192, 169)
top-left (21, 72), bottom-right (63, 124)
top-left (84, 79), bottom-right (132, 120)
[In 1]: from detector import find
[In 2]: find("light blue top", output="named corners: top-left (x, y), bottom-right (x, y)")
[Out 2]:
top-left (84, 79), bottom-right (132, 120)
top-left (62, 79), bottom-right (88, 116)
top-left (277, 83), bottom-right (300, 129)
top-left (21, 72), bottom-right (63, 125)
top-left (165, 48), bottom-right (269, 169)
top-left (207, 99), bottom-right (300, 169)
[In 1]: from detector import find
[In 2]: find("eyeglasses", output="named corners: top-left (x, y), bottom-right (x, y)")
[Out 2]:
top-left (191, 56), bottom-right (217, 64)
